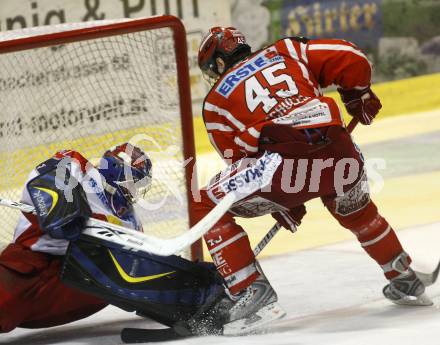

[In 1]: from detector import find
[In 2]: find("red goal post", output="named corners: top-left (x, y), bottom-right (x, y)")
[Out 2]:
top-left (0, 15), bottom-right (202, 260)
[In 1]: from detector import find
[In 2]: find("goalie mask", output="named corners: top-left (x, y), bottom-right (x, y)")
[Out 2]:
top-left (198, 26), bottom-right (251, 81)
top-left (98, 143), bottom-right (152, 216)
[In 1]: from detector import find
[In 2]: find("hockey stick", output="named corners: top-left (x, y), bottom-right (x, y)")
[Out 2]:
top-left (0, 197), bottom-right (36, 213)
top-left (0, 192), bottom-right (281, 258)
top-left (83, 192), bottom-right (237, 256)
top-left (416, 260), bottom-right (440, 287)
top-left (346, 117), bottom-right (359, 133)
top-left (0, 193), bottom-right (236, 257)
top-left (253, 222), bottom-right (283, 257)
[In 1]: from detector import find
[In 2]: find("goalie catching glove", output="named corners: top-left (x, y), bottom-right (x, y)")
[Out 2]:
top-left (27, 158), bottom-right (91, 241)
top-left (338, 86), bottom-right (382, 125)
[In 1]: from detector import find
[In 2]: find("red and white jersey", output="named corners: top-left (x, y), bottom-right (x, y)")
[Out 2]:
top-left (12, 150), bottom-right (141, 256)
top-left (203, 37), bottom-right (372, 162)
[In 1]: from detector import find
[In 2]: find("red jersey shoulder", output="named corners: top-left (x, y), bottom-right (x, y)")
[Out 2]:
top-left (53, 149), bottom-right (91, 173)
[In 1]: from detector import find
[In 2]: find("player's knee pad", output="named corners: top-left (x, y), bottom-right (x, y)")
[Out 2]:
top-left (332, 201), bottom-right (382, 235)
top-left (204, 222), bottom-right (258, 295)
top-left (328, 198), bottom-right (396, 250)
top-left (328, 195), bottom-right (396, 250)
top-left (323, 172), bottom-right (377, 233)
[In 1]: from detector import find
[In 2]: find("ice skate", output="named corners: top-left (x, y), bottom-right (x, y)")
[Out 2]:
top-left (174, 273), bottom-right (285, 336)
top-left (221, 274), bottom-right (286, 335)
top-left (383, 267), bottom-right (432, 306)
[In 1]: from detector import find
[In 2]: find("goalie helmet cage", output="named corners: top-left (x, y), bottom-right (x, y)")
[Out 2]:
top-left (0, 15), bottom-right (202, 261)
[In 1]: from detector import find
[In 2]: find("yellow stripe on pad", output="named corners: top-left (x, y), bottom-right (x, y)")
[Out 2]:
top-left (108, 250), bottom-right (175, 283)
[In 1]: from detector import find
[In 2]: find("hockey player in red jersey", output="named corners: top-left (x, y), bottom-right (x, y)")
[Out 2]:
top-left (182, 27), bottom-right (432, 335)
top-left (0, 143), bottom-right (223, 334)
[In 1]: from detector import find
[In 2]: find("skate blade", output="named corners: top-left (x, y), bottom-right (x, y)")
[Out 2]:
top-left (223, 302), bottom-right (286, 336)
top-left (391, 292), bottom-right (433, 306)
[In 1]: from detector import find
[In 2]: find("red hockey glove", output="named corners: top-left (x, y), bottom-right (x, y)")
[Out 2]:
top-left (272, 204), bottom-right (306, 232)
top-left (338, 87), bottom-right (382, 125)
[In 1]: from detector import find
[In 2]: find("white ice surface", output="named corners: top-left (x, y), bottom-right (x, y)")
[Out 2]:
top-left (2, 222), bottom-right (440, 345)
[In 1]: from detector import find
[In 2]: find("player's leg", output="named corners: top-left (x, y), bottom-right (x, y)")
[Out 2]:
top-left (323, 184), bottom-right (430, 305)
top-left (322, 174), bottom-right (405, 279)
top-left (0, 243), bottom-right (106, 333)
top-left (190, 186), bottom-right (283, 335)
top-left (195, 199), bottom-right (258, 294)
top-left (261, 124), bottom-right (430, 305)
top-left (322, 171), bottom-right (430, 305)
top-left (188, 126), bottom-right (367, 333)
top-left (61, 236), bottom-right (224, 326)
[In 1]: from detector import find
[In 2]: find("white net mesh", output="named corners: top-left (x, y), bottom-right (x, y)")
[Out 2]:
top-left (0, 19), bottom-right (131, 41)
top-left (0, 18), bottom-right (194, 258)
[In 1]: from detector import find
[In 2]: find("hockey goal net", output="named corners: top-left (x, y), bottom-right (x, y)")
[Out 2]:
top-left (0, 16), bottom-right (201, 260)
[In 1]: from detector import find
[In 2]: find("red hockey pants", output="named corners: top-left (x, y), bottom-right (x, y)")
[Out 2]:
top-left (0, 243), bottom-right (106, 333)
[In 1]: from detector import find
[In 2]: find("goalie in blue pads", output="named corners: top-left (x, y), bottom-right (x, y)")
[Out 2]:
top-left (0, 143), bottom-right (222, 333)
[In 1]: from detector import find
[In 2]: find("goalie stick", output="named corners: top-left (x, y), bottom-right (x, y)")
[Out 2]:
top-left (0, 193), bottom-right (221, 256)
top-left (0, 192), bottom-right (235, 257)
top-left (0, 195), bottom-right (283, 258)
top-left (0, 119), bottom-right (358, 256)
top-left (0, 151), bottom-right (281, 257)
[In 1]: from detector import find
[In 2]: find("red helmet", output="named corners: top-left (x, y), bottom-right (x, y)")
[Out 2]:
top-left (198, 26), bottom-right (251, 79)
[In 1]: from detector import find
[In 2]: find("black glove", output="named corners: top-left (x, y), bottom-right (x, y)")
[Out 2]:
top-left (338, 86), bottom-right (382, 125)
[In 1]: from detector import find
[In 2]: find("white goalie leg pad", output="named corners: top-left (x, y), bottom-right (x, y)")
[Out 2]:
top-left (223, 301), bottom-right (286, 336)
